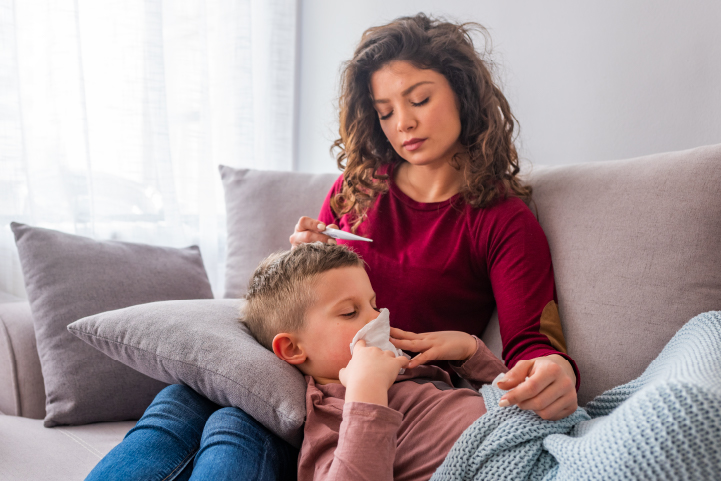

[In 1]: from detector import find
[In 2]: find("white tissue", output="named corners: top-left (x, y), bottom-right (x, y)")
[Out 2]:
top-left (350, 308), bottom-right (409, 374)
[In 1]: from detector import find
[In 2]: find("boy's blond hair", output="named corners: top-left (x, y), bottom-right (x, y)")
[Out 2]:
top-left (243, 243), bottom-right (364, 350)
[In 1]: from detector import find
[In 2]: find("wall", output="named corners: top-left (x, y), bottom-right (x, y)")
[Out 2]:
top-left (296, 0), bottom-right (721, 172)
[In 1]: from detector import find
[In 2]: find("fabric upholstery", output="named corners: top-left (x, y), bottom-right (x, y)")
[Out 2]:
top-left (0, 301), bottom-right (45, 418)
top-left (526, 143), bottom-right (721, 405)
top-left (68, 298), bottom-right (307, 448)
top-left (11, 223), bottom-right (214, 426)
top-left (0, 415), bottom-right (133, 481)
top-left (220, 165), bottom-right (338, 298)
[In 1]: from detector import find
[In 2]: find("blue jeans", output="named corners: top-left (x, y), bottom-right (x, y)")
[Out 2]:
top-left (86, 385), bottom-right (298, 481)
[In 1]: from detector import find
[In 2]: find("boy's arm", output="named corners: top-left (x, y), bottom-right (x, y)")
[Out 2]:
top-left (313, 402), bottom-right (401, 481)
top-left (450, 336), bottom-right (508, 390)
top-left (310, 341), bottom-right (407, 481)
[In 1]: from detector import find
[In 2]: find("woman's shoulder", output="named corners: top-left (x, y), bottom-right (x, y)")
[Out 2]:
top-left (464, 194), bottom-right (541, 238)
top-left (468, 194), bottom-right (535, 222)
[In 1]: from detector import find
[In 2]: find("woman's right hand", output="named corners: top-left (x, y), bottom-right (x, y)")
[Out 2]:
top-left (289, 216), bottom-right (339, 248)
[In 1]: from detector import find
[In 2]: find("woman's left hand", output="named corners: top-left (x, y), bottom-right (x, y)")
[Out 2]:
top-left (495, 354), bottom-right (577, 420)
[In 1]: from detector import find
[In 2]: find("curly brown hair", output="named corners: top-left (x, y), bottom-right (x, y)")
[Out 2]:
top-left (330, 13), bottom-right (532, 231)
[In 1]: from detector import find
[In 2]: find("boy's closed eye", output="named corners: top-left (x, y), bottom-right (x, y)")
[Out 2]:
top-left (340, 306), bottom-right (381, 318)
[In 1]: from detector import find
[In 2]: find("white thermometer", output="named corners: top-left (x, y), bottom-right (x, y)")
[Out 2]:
top-left (323, 227), bottom-right (373, 243)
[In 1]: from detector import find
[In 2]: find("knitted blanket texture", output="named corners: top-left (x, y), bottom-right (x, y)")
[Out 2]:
top-left (431, 311), bottom-right (721, 481)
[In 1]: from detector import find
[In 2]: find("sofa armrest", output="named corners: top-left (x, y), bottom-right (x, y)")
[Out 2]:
top-left (0, 301), bottom-right (46, 418)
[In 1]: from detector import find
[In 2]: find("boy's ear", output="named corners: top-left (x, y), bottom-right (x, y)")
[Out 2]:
top-left (272, 333), bottom-right (306, 365)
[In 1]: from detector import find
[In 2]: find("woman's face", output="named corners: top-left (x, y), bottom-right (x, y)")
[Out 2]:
top-left (370, 60), bottom-right (463, 168)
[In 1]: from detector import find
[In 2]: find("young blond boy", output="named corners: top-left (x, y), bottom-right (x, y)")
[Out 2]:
top-left (243, 243), bottom-right (507, 481)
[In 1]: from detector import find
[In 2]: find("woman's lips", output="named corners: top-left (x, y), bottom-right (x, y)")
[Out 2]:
top-left (403, 139), bottom-right (426, 151)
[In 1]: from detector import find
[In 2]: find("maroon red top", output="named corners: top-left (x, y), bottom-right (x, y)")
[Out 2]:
top-left (318, 171), bottom-right (579, 385)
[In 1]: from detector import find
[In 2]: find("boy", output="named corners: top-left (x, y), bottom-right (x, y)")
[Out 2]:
top-left (243, 243), bottom-right (507, 481)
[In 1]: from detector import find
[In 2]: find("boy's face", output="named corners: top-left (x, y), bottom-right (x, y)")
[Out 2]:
top-left (295, 266), bottom-right (380, 383)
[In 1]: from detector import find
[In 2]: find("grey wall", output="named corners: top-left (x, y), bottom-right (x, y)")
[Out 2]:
top-left (296, 1), bottom-right (721, 173)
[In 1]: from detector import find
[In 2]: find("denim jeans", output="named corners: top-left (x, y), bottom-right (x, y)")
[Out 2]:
top-left (86, 385), bottom-right (298, 481)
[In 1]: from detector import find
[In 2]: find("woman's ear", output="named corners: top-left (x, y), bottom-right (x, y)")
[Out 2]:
top-left (272, 333), bottom-right (306, 365)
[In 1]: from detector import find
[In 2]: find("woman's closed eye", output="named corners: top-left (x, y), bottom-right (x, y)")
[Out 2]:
top-left (378, 97), bottom-right (430, 120)
top-left (341, 310), bottom-right (357, 318)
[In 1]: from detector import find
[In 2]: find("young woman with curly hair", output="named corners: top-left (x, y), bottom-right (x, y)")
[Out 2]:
top-left (291, 12), bottom-right (579, 423)
top-left (87, 13), bottom-right (579, 481)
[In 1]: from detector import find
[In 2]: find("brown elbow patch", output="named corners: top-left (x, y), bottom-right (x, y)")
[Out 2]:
top-left (539, 300), bottom-right (567, 354)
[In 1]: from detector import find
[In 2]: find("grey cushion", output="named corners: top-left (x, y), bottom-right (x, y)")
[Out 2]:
top-left (0, 415), bottom-right (134, 481)
top-left (11, 223), bottom-right (214, 426)
top-left (526, 143), bottom-right (721, 405)
top-left (68, 299), bottom-right (307, 448)
top-left (220, 165), bottom-right (338, 298)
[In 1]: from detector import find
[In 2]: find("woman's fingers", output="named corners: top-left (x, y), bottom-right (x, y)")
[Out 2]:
top-left (514, 381), bottom-right (563, 412)
top-left (498, 368), bottom-right (554, 408)
top-left (495, 360), bottom-right (534, 390)
top-left (531, 391), bottom-right (578, 421)
top-left (290, 216), bottom-right (337, 247)
top-left (290, 230), bottom-right (335, 246)
top-left (497, 357), bottom-right (578, 420)
top-left (295, 216), bottom-right (323, 233)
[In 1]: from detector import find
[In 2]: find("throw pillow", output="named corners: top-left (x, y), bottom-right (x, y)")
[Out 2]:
top-left (11, 223), bottom-right (214, 426)
top-left (220, 166), bottom-right (338, 298)
top-left (68, 299), bottom-right (307, 447)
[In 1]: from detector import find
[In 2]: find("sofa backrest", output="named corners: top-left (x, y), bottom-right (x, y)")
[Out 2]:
top-left (520, 143), bottom-right (721, 404)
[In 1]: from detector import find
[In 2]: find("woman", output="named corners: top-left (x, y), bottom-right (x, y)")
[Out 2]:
top-left (87, 13), bottom-right (578, 481)
top-left (291, 13), bottom-right (578, 421)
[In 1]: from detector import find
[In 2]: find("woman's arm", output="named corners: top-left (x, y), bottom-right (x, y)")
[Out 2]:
top-left (479, 198), bottom-right (579, 420)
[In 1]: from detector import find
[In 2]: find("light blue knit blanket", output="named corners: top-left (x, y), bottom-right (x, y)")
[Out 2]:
top-left (431, 311), bottom-right (721, 481)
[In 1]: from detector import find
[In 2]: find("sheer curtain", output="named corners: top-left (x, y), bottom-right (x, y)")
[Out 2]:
top-left (0, 0), bottom-right (298, 297)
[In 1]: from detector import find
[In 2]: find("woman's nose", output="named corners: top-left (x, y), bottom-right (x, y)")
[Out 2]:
top-left (396, 107), bottom-right (417, 132)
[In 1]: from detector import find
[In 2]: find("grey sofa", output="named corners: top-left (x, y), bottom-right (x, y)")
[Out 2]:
top-left (1, 143), bottom-right (720, 480)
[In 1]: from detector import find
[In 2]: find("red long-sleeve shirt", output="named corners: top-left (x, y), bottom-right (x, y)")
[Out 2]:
top-left (318, 172), bottom-right (579, 386)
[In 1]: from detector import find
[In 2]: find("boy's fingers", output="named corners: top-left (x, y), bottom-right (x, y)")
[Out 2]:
top-left (408, 349), bottom-right (438, 368)
top-left (389, 327), bottom-right (421, 339)
top-left (390, 338), bottom-right (430, 352)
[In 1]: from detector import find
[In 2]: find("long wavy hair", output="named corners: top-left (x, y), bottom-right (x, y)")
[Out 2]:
top-left (330, 13), bottom-right (532, 231)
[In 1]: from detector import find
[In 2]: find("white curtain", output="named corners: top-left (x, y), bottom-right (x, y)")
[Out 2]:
top-left (0, 0), bottom-right (298, 298)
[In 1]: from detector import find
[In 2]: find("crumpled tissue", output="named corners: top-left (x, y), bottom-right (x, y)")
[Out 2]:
top-left (349, 308), bottom-right (409, 374)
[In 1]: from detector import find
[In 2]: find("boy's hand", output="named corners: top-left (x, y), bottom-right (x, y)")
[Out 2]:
top-left (389, 328), bottom-right (477, 369)
top-left (339, 340), bottom-right (410, 407)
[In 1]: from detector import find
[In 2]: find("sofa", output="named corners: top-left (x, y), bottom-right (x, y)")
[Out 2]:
top-left (1, 143), bottom-right (720, 480)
